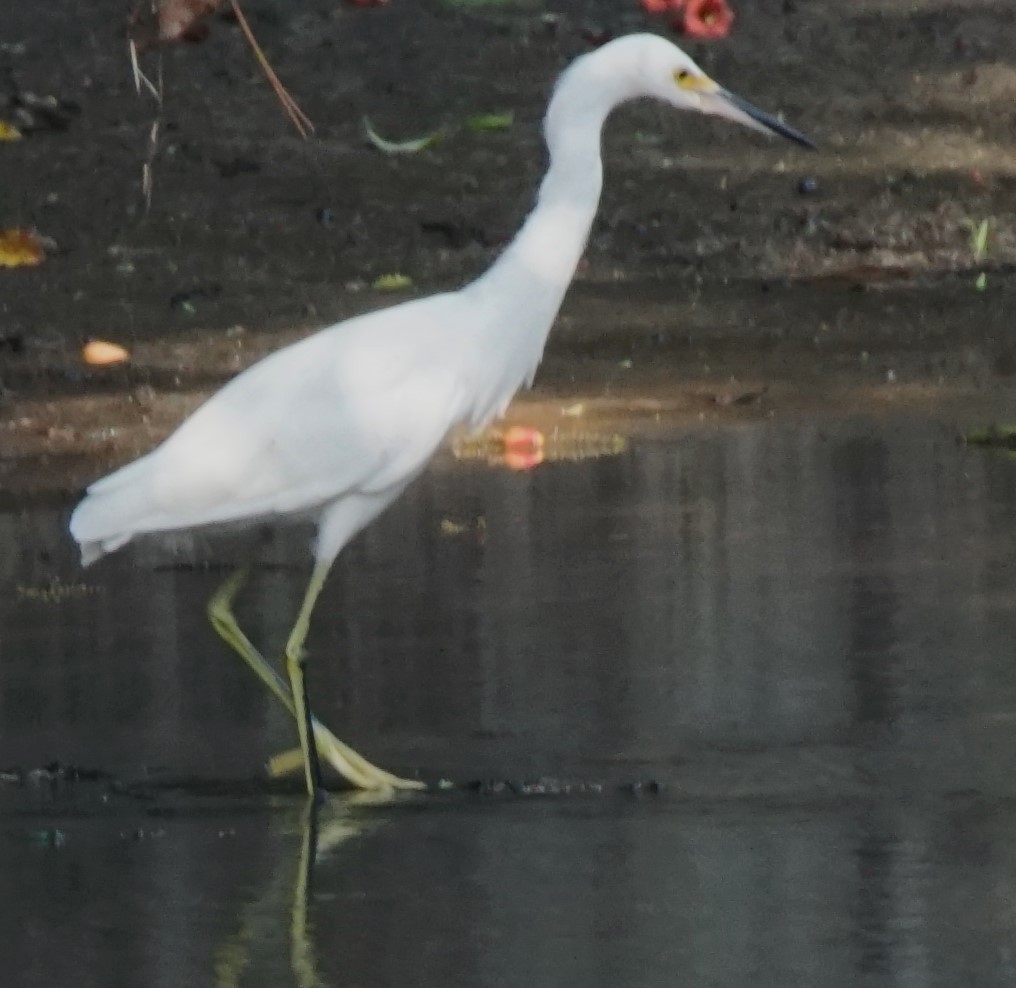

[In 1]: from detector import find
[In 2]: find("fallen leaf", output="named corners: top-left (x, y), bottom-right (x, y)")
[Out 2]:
top-left (502, 425), bottom-right (545, 451)
top-left (83, 340), bottom-right (131, 367)
top-left (0, 228), bottom-right (45, 267)
top-left (0, 121), bottom-right (22, 141)
top-left (363, 116), bottom-right (441, 155)
top-left (967, 425), bottom-right (1016, 450)
top-left (970, 218), bottom-right (990, 263)
top-left (500, 426), bottom-right (545, 471)
top-left (466, 112), bottom-right (514, 132)
top-left (439, 517), bottom-right (487, 543)
top-left (372, 273), bottom-right (413, 291)
top-left (676, 0), bottom-right (734, 39)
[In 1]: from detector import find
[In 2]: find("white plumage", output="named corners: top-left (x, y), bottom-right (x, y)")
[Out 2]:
top-left (70, 34), bottom-right (812, 795)
top-left (72, 294), bottom-right (469, 560)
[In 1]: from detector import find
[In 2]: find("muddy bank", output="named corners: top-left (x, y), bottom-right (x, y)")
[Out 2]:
top-left (2, 0), bottom-right (1016, 494)
top-left (3, 276), bottom-right (1016, 500)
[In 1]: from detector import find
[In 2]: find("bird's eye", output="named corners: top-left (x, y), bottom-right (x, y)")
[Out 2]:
top-left (674, 69), bottom-right (710, 92)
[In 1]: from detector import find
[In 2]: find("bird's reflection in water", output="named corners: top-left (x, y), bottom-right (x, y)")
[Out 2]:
top-left (214, 792), bottom-right (396, 988)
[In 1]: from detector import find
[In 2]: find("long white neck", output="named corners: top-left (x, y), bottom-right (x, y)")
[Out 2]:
top-left (467, 80), bottom-right (610, 322)
top-left (459, 45), bottom-right (645, 423)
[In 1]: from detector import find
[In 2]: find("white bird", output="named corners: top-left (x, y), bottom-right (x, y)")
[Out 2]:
top-left (70, 34), bottom-right (813, 797)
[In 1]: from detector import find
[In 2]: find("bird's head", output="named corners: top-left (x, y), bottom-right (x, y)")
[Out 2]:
top-left (610, 34), bottom-right (815, 149)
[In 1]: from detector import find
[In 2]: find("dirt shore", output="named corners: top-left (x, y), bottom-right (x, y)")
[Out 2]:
top-left (2, 0), bottom-right (1016, 496)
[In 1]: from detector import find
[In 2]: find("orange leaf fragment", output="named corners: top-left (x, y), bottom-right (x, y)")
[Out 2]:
top-left (502, 425), bottom-right (545, 452)
top-left (0, 228), bottom-right (45, 268)
top-left (501, 426), bottom-right (545, 472)
top-left (83, 340), bottom-right (131, 367)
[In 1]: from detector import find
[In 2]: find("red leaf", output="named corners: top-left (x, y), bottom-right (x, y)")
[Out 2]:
top-left (677, 0), bottom-right (734, 39)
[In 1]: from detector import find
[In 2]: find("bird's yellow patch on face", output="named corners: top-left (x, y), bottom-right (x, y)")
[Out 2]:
top-left (674, 69), bottom-right (715, 93)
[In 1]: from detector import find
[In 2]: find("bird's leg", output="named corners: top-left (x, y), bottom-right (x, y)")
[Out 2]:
top-left (269, 730), bottom-right (426, 793)
top-left (208, 567), bottom-right (425, 792)
top-left (208, 567), bottom-right (292, 709)
top-left (284, 560), bottom-right (426, 794)
top-left (208, 570), bottom-right (376, 788)
top-left (285, 559), bottom-right (334, 797)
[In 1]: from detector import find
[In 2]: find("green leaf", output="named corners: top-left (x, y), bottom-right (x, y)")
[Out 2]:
top-left (466, 112), bottom-right (514, 132)
top-left (362, 117), bottom-right (441, 155)
top-left (372, 273), bottom-right (414, 291)
top-left (975, 271), bottom-right (987, 291)
top-left (971, 218), bottom-right (990, 262)
top-left (966, 425), bottom-right (1016, 449)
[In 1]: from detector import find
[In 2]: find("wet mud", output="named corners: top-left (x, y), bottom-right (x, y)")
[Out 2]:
top-left (4, 0), bottom-right (1016, 489)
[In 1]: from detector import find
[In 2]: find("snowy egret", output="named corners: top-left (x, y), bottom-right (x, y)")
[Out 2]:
top-left (70, 34), bottom-right (813, 796)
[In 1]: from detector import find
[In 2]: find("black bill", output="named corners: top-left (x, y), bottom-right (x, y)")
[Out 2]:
top-left (719, 89), bottom-right (816, 150)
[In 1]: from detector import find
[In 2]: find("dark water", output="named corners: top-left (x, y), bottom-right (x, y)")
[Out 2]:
top-left (4, 414), bottom-right (1016, 987)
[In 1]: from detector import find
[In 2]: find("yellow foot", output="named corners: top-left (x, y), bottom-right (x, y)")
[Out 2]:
top-left (268, 720), bottom-right (426, 792)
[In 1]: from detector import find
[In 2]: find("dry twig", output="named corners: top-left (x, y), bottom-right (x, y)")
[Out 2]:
top-left (228, 0), bottom-right (314, 138)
